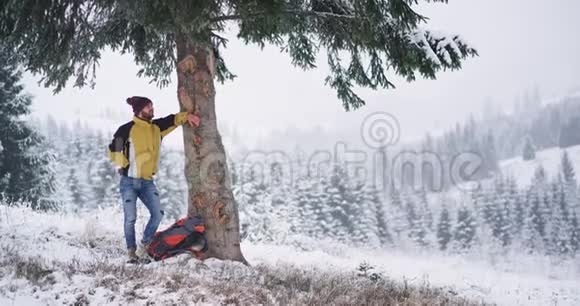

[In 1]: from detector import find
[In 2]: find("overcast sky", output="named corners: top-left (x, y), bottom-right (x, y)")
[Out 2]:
top-left (24, 0), bottom-right (580, 150)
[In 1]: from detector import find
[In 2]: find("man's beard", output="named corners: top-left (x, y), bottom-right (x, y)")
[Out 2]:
top-left (141, 111), bottom-right (154, 121)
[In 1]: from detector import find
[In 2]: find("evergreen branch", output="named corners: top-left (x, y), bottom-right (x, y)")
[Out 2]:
top-left (210, 10), bottom-right (362, 23)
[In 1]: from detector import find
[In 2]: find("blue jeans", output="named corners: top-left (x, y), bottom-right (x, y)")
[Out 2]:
top-left (119, 176), bottom-right (164, 250)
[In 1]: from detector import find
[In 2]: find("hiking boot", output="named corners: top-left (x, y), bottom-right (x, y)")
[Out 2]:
top-left (136, 241), bottom-right (151, 258)
top-left (127, 248), bottom-right (138, 263)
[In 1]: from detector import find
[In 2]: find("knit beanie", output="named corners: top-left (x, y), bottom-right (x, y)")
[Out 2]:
top-left (126, 96), bottom-right (152, 115)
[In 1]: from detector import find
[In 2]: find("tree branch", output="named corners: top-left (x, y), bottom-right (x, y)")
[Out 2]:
top-left (210, 10), bottom-right (361, 23)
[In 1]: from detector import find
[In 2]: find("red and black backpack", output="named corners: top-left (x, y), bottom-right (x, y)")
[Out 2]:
top-left (147, 216), bottom-right (208, 261)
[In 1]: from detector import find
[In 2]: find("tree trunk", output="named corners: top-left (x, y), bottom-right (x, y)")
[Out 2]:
top-left (175, 33), bottom-right (247, 263)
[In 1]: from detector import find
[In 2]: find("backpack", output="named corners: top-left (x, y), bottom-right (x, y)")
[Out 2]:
top-left (146, 216), bottom-right (208, 261)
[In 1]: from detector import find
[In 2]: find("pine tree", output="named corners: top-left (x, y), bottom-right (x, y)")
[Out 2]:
top-left (292, 175), bottom-right (323, 239)
top-left (358, 178), bottom-right (393, 247)
top-left (561, 150), bottom-right (578, 214)
top-left (437, 205), bottom-right (452, 251)
top-left (350, 180), bottom-right (382, 247)
top-left (1, 0), bottom-right (476, 261)
top-left (312, 176), bottom-right (331, 239)
top-left (549, 181), bottom-right (570, 255)
top-left (416, 188), bottom-right (435, 247)
top-left (491, 177), bottom-right (511, 247)
top-left (374, 193), bottom-right (393, 247)
top-left (569, 212), bottom-right (580, 255)
top-left (561, 150), bottom-right (576, 183)
top-left (268, 161), bottom-right (292, 243)
top-left (417, 188), bottom-right (434, 230)
top-left (91, 158), bottom-right (118, 207)
top-left (0, 45), bottom-right (56, 209)
top-left (66, 168), bottom-right (89, 211)
top-left (510, 181), bottom-right (525, 237)
top-left (323, 164), bottom-right (350, 242)
top-left (532, 165), bottom-right (547, 187)
top-left (555, 180), bottom-right (570, 223)
top-left (237, 167), bottom-right (270, 242)
top-left (89, 133), bottom-right (118, 208)
top-left (522, 185), bottom-right (547, 253)
top-left (480, 188), bottom-right (496, 226)
top-left (522, 136), bottom-right (536, 161)
top-left (405, 195), bottom-right (428, 248)
top-left (390, 184), bottom-right (404, 208)
top-left (156, 147), bottom-right (188, 221)
top-left (453, 206), bottom-right (476, 251)
top-left (470, 181), bottom-right (485, 220)
top-left (387, 186), bottom-right (407, 243)
top-left (483, 130), bottom-right (499, 176)
top-left (547, 108), bottom-right (561, 145)
top-left (559, 116), bottom-right (580, 148)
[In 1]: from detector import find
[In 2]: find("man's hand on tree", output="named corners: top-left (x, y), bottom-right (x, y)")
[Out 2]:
top-left (186, 113), bottom-right (201, 127)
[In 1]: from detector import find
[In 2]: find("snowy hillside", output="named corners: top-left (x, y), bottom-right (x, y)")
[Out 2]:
top-left (500, 145), bottom-right (580, 187)
top-left (1, 204), bottom-right (579, 306)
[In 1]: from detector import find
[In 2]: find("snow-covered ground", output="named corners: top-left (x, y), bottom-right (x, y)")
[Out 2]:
top-left (1, 204), bottom-right (579, 305)
top-left (443, 144), bottom-right (580, 206)
top-left (500, 144), bottom-right (580, 187)
top-left (249, 242), bottom-right (580, 305)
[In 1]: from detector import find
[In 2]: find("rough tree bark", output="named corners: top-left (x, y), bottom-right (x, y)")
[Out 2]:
top-left (175, 32), bottom-right (247, 263)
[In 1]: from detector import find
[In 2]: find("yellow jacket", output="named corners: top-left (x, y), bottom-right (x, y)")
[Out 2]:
top-left (108, 112), bottom-right (188, 180)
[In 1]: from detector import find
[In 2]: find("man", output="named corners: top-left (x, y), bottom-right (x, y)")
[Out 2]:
top-left (108, 96), bottom-right (200, 263)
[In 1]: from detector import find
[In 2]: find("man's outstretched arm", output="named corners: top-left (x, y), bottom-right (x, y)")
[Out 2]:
top-left (153, 112), bottom-right (200, 138)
